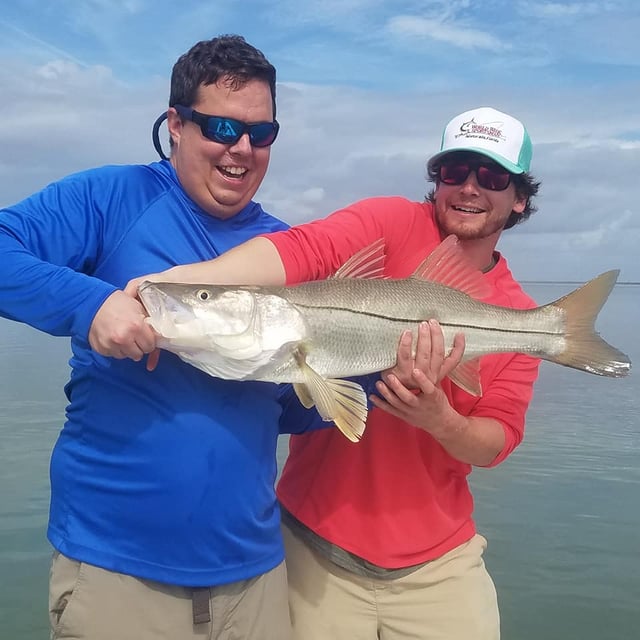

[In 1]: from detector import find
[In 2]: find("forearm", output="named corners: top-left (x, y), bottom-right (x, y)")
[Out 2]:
top-left (160, 237), bottom-right (286, 286)
top-left (0, 238), bottom-right (116, 339)
top-left (428, 409), bottom-right (506, 467)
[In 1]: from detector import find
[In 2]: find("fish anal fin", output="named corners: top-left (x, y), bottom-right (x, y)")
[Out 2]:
top-left (293, 349), bottom-right (367, 442)
top-left (332, 238), bottom-right (386, 280)
top-left (448, 358), bottom-right (483, 396)
top-left (411, 235), bottom-right (491, 300)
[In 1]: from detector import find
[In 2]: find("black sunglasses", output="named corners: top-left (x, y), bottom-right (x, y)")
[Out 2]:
top-left (174, 105), bottom-right (280, 148)
top-left (438, 160), bottom-right (513, 191)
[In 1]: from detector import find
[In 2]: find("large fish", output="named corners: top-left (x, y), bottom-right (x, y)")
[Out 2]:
top-left (138, 236), bottom-right (631, 442)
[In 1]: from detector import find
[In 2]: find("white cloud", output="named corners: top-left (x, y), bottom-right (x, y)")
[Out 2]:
top-left (387, 15), bottom-right (509, 51)
top-left (518, 2), bottom-right (606, 19)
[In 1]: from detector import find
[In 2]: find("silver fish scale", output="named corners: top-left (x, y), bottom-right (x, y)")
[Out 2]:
top-left (275, 277), bottom-right (566, 333)
top-left (254, 278), bottom-right (568, 382)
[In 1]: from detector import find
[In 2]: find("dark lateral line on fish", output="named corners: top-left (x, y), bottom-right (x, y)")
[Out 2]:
top-left (296, 305), bottom-right (559, 335)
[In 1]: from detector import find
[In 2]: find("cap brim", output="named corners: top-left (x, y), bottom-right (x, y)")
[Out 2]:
top-left (427, 147), bottom-right (524, 174)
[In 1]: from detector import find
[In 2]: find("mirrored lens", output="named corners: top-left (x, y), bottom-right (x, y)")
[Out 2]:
top-left (203, 117), bottom-right (278, 147)
top-left (175, 106), bottom-right (279, 148)
top-left (206, 117), bottom-right (243, 144)
top-left (476, 165), bottom-right (511, 190)
top-left (247, 122), bottom-right (279, 147)
top-left (439, 162), bottom-right (511, 191)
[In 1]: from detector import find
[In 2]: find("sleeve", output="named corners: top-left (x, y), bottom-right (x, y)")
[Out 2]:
top-left (265, 197), bottom-right (415, 284)
top-left (277, 383), bottom-right (329, 434)
top-left (469, 353), bottom-right (540, 467)
top-left (0, 173), bottom-right (117, 339)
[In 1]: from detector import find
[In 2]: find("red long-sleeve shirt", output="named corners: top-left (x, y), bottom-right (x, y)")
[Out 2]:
top-left (273, 197), bottom-right (539, 567)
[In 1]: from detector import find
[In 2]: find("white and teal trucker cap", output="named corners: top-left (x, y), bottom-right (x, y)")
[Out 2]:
top-left (427, 107), bottom-right (532, 174)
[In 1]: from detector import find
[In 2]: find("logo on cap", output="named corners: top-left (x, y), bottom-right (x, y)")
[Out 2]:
top-left (456, 118), bottom-right (506, 143)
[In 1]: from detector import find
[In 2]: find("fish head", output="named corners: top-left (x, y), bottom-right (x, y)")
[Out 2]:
top-left (137, 281), bottom-right (260, 345)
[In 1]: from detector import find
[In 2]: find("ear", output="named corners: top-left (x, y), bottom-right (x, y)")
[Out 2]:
top-left (166, 107), bottom-right (183, 146)
top-left (512, 193), bottom-right (527, 214)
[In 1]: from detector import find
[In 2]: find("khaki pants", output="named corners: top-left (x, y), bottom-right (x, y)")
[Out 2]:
top-left (49, 551), bottom-right (291, 640)
top-left (283, 523), bottom-right (500, 640)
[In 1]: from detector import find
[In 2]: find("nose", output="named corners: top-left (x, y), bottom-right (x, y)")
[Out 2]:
top-left (459, 170), bottom-right (481, 195)
top-left (228, 132), bottom-right (252, 154)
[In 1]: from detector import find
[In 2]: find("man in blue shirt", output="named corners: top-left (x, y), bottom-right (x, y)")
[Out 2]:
top-left (0, 35), bottom-right (316, 640)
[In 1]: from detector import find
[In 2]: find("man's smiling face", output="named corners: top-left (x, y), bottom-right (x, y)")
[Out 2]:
top-left (167, 77), bottom-right (274, 220)
top-left (433, 151), bottom-right (526, 241)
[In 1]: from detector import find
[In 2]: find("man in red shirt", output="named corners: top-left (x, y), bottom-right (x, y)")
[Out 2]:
top-left (126, 106), bottom-right (541, 639)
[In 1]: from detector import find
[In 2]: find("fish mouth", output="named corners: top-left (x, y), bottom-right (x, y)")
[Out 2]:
top-left (137, 281), bottom-right (198, 329)
top-left (137, 280), bottom-right (163, 316)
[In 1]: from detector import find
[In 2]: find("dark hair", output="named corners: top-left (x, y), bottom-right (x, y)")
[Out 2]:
top-left (425, 158), bottom-right (541, 230)
top-left (169, 34), bottom-right (276, 116)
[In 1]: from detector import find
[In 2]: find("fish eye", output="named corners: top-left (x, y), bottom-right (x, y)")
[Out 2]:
top-left (196, 289), bottom-right (211, 301)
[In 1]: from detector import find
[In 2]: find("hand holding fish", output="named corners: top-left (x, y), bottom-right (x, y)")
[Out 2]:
top-left (89, 290), bottom-right (158, 364)
top-left (372, 354), bottom-right (505, 467)
top-left (372, 366), bottom-right (452, 432)
top-left (382, 320), bottom-right (465, 389)
top-left (372, 318), bottom-right (465, 429)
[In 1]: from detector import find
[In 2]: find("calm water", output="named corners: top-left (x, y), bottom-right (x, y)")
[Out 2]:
top-left (0, 283), bottom-right (638, 639)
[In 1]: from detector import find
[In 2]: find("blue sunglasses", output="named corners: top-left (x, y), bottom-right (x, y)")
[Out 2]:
top-left (174, 105), bottom-right (280, 148)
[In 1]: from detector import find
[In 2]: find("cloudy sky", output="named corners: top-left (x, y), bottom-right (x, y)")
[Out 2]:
top-left (1, 0), bottom-right (638, 282)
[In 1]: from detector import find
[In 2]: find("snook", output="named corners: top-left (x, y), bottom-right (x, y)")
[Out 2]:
top-left (138, 236), bottom-right (631, 442)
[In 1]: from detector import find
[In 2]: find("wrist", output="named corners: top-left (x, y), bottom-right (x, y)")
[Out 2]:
top-left (428, 410), bottom-right (468, 444)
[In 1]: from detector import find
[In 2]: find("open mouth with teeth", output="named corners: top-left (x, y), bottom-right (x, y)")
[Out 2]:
top-left (218, 165), bottom-right (247, 179)
top-left (453, 205), bottom-right (485, 214)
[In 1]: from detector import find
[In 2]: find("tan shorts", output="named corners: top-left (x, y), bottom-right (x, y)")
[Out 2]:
top-left (283, 523), bottom-right (499, 640)
top-left (49, 551), bottom-right (291, 640)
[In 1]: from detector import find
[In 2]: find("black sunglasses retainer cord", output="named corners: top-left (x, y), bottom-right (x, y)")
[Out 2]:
top-left (152, 112), bottom-right (169, 161)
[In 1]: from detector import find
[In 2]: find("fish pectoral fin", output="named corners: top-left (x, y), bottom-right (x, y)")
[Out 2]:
top-left (447, 359), bottom-right (483, 397)
top-left (323, 379), bottom-right (369, 442)
top-left (293, 383), bottom-right (315, 409)
top-left (293, 348), bottom-right (367, 442)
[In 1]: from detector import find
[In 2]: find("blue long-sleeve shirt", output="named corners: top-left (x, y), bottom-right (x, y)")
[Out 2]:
top-left (0, 160), bottom-right (325, 586)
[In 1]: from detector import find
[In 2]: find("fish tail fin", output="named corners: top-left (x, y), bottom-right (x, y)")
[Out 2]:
top-left (293, 350), bottom-right (367, 442)
top-left (549, 270), bottom-right (630, 377)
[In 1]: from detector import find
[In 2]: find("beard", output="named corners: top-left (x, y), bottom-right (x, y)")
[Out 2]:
top-left (435, 207), bottom-right (510, 241)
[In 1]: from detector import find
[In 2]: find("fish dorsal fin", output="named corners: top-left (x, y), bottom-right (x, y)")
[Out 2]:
top-left (411, 235), bottom-right (491, 300)
top-left (448, 359), bottom-right (483, 396)
top-left (332, 238), bottom-right (386, 280)
top-left (293, 349), bottom-right (367, 442)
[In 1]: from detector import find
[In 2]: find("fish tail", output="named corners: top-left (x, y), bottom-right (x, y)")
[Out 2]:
top-left (549, 270), bottom-right (630, 377)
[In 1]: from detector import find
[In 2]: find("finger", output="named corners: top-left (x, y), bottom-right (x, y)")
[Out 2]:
top-left (376, 377), bottom-right (420, 408)
top-left (134, 325), bottom-right (158, 355)
top-left (427, 319), bottom-right (446, 378)
top-left (413, 322), bottom-right (432, 374)
top-left (123, 280), bottom-right (141, 298)
top-left (396, 329), bottom-right (414, 369)
top-left (146, 349), bottom-right (161, 371)
top-left (122, 344), bottom-right (145, 362)
top-left (369, 394), bottom-right (406, 420)
top-left (410, 368), bottom-right (438, 396)
top-left (383, 330), bottom-right (413, 384)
